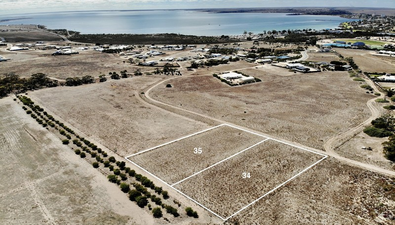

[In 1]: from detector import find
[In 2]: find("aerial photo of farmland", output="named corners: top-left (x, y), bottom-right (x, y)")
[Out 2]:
top-left (1, 0), bottom-right (395, 224)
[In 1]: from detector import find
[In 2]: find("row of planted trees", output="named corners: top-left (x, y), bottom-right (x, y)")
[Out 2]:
top-left (17, 95), bottom-right (198, 220)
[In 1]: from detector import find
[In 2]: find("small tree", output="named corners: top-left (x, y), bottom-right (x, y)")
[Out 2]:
top-left (136, 196), bottom-right (148, 208)
top-left (129, 190), bottom-right (142, 201)
top-left (162, 191), bottom-right (169, 199)
top-left (62, 139), bottom-right (69, 145)
top-left (80, 152), bottom-right (86, 158)
top-left (108, 175), bottom-right (118, 183)
top-left (109, 156), bottom-right (116, 163)
top-left (120, 183), bottom-right (130, 193)
top-left (92, 162), bottom-right (99, 168)
top-left (152, 207), bottom-right (163, 218)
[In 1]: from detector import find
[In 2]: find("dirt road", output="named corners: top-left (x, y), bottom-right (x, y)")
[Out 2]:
top-left (141, 74), bottom-right (395, 178)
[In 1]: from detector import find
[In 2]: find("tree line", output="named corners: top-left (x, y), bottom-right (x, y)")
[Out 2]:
top-left (17, 95), bottom-right (199, 220)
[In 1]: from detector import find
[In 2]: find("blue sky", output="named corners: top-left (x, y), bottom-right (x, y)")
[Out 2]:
top-left (1, 0), bottom-right (395, 15)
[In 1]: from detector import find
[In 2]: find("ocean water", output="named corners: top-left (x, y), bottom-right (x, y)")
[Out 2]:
top-left (0, 10), bottom-right (355, 36)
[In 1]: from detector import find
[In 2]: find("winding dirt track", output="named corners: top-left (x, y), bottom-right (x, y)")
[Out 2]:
top-left (140, 70), bottom-right (395, 178)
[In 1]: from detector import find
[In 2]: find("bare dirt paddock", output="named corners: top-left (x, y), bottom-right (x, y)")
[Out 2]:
top-left (29, 78), bottom-right (210, 157)
top-left (174, 139), bottom-right (325, 220)
top-left (226, 157), bottom-right (395, 225)
top-left (0, 47), bottom-right (143, 79)
top-left (335, 48), bottom-right (395, 73)
top-left (129, 124), bottom-right (266, 184)
top-left (0, 97), bottom-right (155, 225)
top-left (150, 66), bottom-right (372, 150)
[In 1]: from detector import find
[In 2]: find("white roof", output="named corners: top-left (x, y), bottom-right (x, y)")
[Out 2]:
top-left (220, 72), bottom-right (243, 79)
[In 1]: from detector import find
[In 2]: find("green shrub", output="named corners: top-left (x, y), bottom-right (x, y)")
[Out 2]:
top-left (113, 169), bottom-right (121, 175)
top-left (108, 175), bottom-right (118, 183)
top-left (384, 105), bottom-right (395, 110)
top-left (128, 190), bottom-right (142, 201)
top-left (128, 170), bottom-right (136, 177)
top-left (120, 183), bottom-right (130, 193)
top-left (353, 78), bottom-right (364, 82)
top-left (376, 98), bottom-right (389, 103)
top-left (363, 126), bottom-right (392, 137)
top-left (62, 139), bottom-right (69, 145)
top-left (152, 207), bottom-right (163, 218)
top-left (92, 162), bottom-right (99, 168)
top-left (104, 161), bottom-right (110, 167)
top-left (120, 173), bottom-right (127, 180)
top-left (74, 149), bottom-right (81, 155)
top-left (136, 196), bottom-right (148, 208)
top-left (109, 156), bottom-right (116, 162)
top-left (162, 191), bottom-right (169, 199)
top-left (80, 152), bottom-right (86, 158)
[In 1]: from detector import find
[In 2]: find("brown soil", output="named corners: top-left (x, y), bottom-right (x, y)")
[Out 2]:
top-left (226, 157), bottom-right (395, 225)
top-left (150, 66), bottom-right (373, 150)
top-left (0, 97), bottom-right (155, 225)
top-left (130, 125), bottom-right (265, 184)
top-left (29, 78), bottom-right (210, 157)
top-left (175, 140), bottom-right (324, 219)
top-left (335, 49), bottom-right (395, 73)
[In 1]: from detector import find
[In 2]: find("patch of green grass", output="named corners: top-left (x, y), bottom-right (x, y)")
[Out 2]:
top-left (363, 126), bottom-right (392, 137)
top-left (353, 78), bottom-right (365, 82)
top-left (334, 39), bottom-right (385, 46)
top-left (375, 92), bottom-right (381, 96)
top-left (376, 98), bottom-right (390, 103)
top-left (384, 105), bottom-right (395, 110)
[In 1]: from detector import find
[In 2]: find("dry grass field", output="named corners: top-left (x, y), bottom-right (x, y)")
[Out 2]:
top-left (226, 157), bottom-right (395, 225)
top-left (335, 49), bottom-right (395, 73)
top-left (150, 66), bottom-right (372, 150)
top-left (29, 78), bottom-right (210, 157)
top-left (307, 51), bottom-right (340, 62)
top-left (0, 97), bottom-right (156, 225)
top-left (174, 140), bottom-right (324, 219)
top-left (130, 124), bottom-right (265, 184)
top-left (336, 132), bottom-right (394, 171)
top-left (0, 47), bottom-right (150, 79)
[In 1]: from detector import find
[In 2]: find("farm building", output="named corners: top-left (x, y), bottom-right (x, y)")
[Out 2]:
top-left (351, 42), bottom-right (366, 49)
top-left (219, 72), bottom-right (243, 80)
top-left (377, 75), bottom-right (395, 82)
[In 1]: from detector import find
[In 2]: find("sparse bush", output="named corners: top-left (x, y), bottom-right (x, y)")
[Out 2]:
top-left (165, 205), bottom-right (179, 217)
top-left (120, 183), bottom-right (130, 193)
top-left (152, 207), bottom-right (163, 218)
top-left (128, 170), bottom-right (136, 177)
top-left (113, 169), bottom-right (121, 175)
top-left (108, 174), bottom-right (118, 183)
top-left (136, 196), bottom-right (148, 208)
top-left (128, 190), bottom-right (142, 201)
top-left (363, 126), bottom-right (392, 137)
top-left (109, 156), bottom-right (116, 162)
top-left (162, 191), bottom-right (169, 199)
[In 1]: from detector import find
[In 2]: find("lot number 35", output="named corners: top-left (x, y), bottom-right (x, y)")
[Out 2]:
top-left (194, 147), bottom-right (202, 154)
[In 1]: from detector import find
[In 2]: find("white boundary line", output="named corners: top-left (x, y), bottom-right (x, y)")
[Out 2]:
top-left (171, 138), bottom-right (269, 187)
top-left (125, 157), bottom-right (227, 220)
top-left (124, 123), bottom-right (329, 221)
top-left (125, 124), bottom-right (225, 158)
top-left (223, 155), bottom-right (328, 221)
